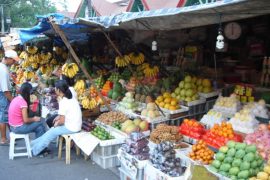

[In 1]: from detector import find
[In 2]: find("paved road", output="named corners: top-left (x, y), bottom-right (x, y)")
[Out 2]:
top-left (0, 136), bottom-right (119, 180)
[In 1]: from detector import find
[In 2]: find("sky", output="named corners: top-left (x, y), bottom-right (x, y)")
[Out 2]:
top-left (51, 0), bottom-right (123, 12)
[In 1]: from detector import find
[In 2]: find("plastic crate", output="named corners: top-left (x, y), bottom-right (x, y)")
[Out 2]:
top-left (91, 152), bottom-right (120, 169)
top-left (188, 102), bottom-right (206, 116)
top-left (205, 99), bottom-right (218, 112)
top-left (119, 167), bottom-right (144, 180)
top-left (94, 144), bottom-right (122, 156)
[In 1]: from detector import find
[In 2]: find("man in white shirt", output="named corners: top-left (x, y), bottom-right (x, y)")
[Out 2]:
top-left (0, 49), bottom-right (20, 145)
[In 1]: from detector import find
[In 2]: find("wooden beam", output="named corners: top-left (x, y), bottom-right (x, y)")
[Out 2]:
top-left (50, 20), bottom-right (111, 111)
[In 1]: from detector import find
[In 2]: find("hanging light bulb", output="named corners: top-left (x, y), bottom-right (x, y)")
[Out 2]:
top-left (152, 40), bottom-right (157, 51)
top-left (216, 30), bottom-right (225, 50)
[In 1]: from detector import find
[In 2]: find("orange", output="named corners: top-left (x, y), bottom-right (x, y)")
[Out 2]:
top-left (156, 96), bottom-right (164, 102)
top-left (164, 97), bottom-right (172, 104)
top-left (170, 99), bottom-right (178, 106)
top-left (164, 103), bottom-right (170, 109)
top-left (169, 105), bottom-right (177, 111)
top-left (159, 102), bottom-right (165, 108)
top-left (163, 92), bottom-right (171, 98)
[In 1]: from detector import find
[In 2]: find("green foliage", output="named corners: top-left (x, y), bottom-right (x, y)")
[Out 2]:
top-left (8, 0), bottom-right (57, 28)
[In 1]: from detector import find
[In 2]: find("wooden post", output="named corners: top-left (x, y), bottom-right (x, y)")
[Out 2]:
top-left (50, 20), bottom-right (111, 111)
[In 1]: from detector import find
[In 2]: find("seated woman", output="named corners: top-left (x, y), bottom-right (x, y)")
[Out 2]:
top-left (31, 80), bottom-right (82, 156)
top-left (46, 75), bottom-right (77, 128)
top-left (8, 82), bottom-right (46, 138)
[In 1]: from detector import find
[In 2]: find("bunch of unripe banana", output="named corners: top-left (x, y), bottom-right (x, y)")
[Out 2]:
top-left (81, 96), bottom-right (97, 110)
top-left (74, 80), bottom-right (86, 95)
top-left (129, 52), bottom-right (145, 65)
top-left (23, 71), bottom-right (35, 80)
top-left (61, 63), bottom-right (79, 78)
top-left (115, 55), bottom-right (130, 67)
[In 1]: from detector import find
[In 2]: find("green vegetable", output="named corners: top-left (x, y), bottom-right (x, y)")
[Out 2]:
top-left (243, 152), bottom-right (255, 162)
top-left (227, 148), bottom-right (236, 157)
top-left (240, 161), bottom-right (250, 171)
top-left (227, 141), bottom-right (236, 148)
top-left (235, 142), bottom-right (247, 150)
top-left (223, 157), bottom-right (233, 164)
top-left (257, 158), bottom-right (264, 166)
top-left (237, 170), bottom-right (249, 179)
top-left (251, 161), bottom-right (257, 168)
top-left (229, 175), bottom-right (237, 180)
top-left (220, 163), bottom-right (231, 172)
top-left (216, 152), bottom-right (225, 161)
top-left (232, 159), bottom-right (241, 167)
top-left (249, 169), bottom-right (255, 177)
top-left (255, 153), bottom-right (261, 160)
top-left (245, 145), bottom-right (257, 153)
top-left (219, 146), bottom-right (229, 153)
top-left (235, 149), bottom-right (246, 159)
top-left (212, 160), bottom-right (221, 169)
top-left (229, 167), bottom-right (240, 176)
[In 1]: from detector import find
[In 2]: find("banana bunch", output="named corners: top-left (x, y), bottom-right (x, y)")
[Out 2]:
top-left (21, 59), bottom-right (31, 69)
top-left (39, 65), bottom-right (52, 75)
top-left (50, 58), bottom-right (58, 65)
top-left (19, 51), bottom-right (28, 59)
top-left (62, 63), bottom-right (79, 78)
top-left (23, 71), bottom-right (35, 80)
top-left (74, 80), bottom-right (86, 95)
top-left (143, 65), bottom-right (159, 77)
top-left (129, 52), bottom-right (145, 65)
top-left (39, 52), bottom-right (52, 64)
top-left (81, 96), bottom-right (97, 110)
top-left (115, 55), bottom-right (130, 67)
top-left (26, 46), bottom-right (38, 54)
top-left (31, 62), bottom-right (39, 69)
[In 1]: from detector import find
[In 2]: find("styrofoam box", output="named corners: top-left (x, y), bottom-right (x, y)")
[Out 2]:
top-left (119, 167), bottom-right (144, 180)
top-left (182, 97), bottom-right (206, 107)
top-left (94, 143), bottom-right (122, 156)
top-left (91, 152), bottom-right (120, 169)
top-left (161, 105), bottom-right (189, 115)
top-left (144, 162), bottom-right (189, 180)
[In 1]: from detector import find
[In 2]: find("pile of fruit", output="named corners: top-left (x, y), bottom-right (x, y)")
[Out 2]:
top-left (121, 119), bottom-right (149, 134)
top-left (229, 107), bottom-right (259, 134)
top-left (80, 96), bottom-right (98, 110)
top-left (90, 126), bottom-right (114, 140)
top-left (196, 78), bottom-right (213, 94)
top-left (118, 92), bottom-right (138, 111)
top-left (172, 75), bottom-right (199, 102)
top-left (97, 111), bottom-right (128, 125)
top-left (250, 160), bottom-right (270, 180)
top-left (121, 132), bottom-right (150, 160)
top-left (200, 109), bottom-right (224, 128)
top-left (108, 72), bottom-right (120, 83)
top-left (209, 141), bottom-right (264, 179)
top-left (108, 82), bottom-right (124, 100)
top-left (243, 99), bottom-right (269, 119)
top-left (94, 76), bottom-right (105, 89)
top-left (188, 140), bottom-right (214, 165)
top-left (202, 122), bottom-right (242, 148)
top-left (155, 92), bottom-right (181, 111)
top-left (150, 124), bottom-right (182, 144)
top-left (111, 122), bottom-right (121, 130)
top-left (150, 141), bottom-right (185, 177)
top-left (141, 102), bottom-right (162, 120)
top-left (213, 94), bottom-right (241, 115)
top-left (179, 119), bottom-right (205, 140)
top-left (61, 63), bottom-right (79, 78)
top-left (245, 124), bottom-right (270, 160)
top-left (101, 81), bottom-right (113, 96)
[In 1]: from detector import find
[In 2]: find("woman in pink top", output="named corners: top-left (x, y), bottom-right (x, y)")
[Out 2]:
top-left (8, 82), bottom-right (46, 138)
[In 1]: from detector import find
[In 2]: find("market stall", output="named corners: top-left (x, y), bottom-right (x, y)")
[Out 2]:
top-left (12, 0), bottom-right (270, 179)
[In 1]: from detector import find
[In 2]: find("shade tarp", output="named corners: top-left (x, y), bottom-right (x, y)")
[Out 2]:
top-left (79, 0), bottom-right (270, 31)
top-left (19, 13), bottom-right (91, 44)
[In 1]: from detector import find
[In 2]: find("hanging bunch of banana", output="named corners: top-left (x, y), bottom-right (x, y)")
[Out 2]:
top-left (39, 65), bottom-right (52, 75)
top-left (21, 59), bottom-right (31, 69)
top-left (26, 46), bottom-right (38, 55)
top-left (23, 71), bottom-right (35, 80)
top-left (61, 63), bottom-right (79, 78)
top-left (81, 96), bottom-right (97, 110)
top-left (129, 52), bottom-right (145, 65)
top-left (74, 80), bottom-right (86, 96)
top-left (39, 52), bottom-right (52, 65)
top-left (31, 62), bottom-right (39, 69)
top-left (19, 51), bottom-right (28, 59)
top-left (115, 55), bottom-right (130, 67)
top-left (141, 63), bottom-right (159, 77)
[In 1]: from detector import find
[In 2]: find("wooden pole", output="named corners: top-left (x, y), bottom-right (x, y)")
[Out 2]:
top-left (49, 20), bottom-right (112, 111)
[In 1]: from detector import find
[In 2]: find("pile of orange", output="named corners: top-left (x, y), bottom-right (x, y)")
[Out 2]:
top-left (210, 122), bottom-right (234, 138)
top-left (188, 140), bottom-right (214, 164)
top-left (155, 92), bottom-right (180, 111)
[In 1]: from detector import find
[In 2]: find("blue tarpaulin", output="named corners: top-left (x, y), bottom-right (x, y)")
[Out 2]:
top-left (19, 13), bottom-right (90, 44)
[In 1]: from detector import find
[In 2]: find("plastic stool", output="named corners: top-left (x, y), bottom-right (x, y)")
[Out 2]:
top-left (9, 132), bottom-right (32, 160)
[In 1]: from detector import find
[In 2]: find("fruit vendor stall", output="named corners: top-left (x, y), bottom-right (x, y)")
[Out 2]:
top-left (11, 0), bottom-right (270, 179)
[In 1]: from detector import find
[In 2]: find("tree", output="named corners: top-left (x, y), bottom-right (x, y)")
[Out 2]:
top-left (7, 0), bottom-right (57, 28)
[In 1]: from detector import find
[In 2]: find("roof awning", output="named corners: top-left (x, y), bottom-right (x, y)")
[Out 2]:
top-left (80, 0), bottom-right (270, 31)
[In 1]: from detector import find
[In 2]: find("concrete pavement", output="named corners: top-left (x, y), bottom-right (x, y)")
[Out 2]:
top-left (0, 139), bottom-right (119, 180)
